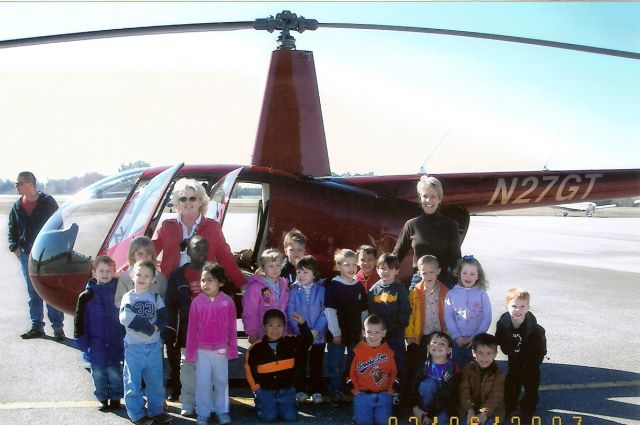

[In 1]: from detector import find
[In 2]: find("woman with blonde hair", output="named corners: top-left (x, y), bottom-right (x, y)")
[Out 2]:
top-left (152, 178), bottom-right (244, 289)
top-left (393, 175), bottom-right (461, 288)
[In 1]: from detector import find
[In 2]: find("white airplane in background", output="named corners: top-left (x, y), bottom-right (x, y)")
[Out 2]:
top-left (554, 202), bottom-right (617, 217)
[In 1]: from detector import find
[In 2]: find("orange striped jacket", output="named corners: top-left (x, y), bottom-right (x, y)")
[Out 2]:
top-left (245, 322), bottom-right (313, 392)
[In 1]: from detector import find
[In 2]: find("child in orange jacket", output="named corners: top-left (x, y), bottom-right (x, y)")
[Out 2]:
top-left (349, 314), bottom-right (397, 425)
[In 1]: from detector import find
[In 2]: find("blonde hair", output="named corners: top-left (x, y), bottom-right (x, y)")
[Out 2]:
top-left (128, 236), bottom-right (157, 265)
top-left (416, 175), bottom-right (444, 200)
top-left (171, 178), bottom-right (210, 215)
top-left (259, 248), bottom-right (284, 267)
top-left (417, 254), bottom-right (439, 268)
top-left (505, 288), bottom-right (530, 305)
top-left (334, 248), bottom-right (357, 265)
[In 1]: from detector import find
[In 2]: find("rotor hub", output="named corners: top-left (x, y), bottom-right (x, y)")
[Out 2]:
top-left (254, 10), bottom-right (319, 50)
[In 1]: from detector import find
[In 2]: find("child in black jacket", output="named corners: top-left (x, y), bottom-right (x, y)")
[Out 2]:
top-left (245, 309), bottom-right (313, 422)
top-left (495, 288), bottom-right (547, 421)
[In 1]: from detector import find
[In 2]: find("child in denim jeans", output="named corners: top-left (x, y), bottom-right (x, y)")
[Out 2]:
top-left (286, 255), bottom-right (327, 404)
top-left (245, 309), bottom-right (313, 422)
top-left (407, 331), bottom-right (458, 425)
top-left (119, 260), bottom-right (172, 425)
top-left (74, 256), bottom-right (125, 411)
top-left (325, 248), bottom-right (368, 406)
top-left (349, 314), bottom-right (397, 425)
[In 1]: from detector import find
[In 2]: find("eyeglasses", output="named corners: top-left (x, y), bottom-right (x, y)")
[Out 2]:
top-left (178, 196), bottom-right (198, 202)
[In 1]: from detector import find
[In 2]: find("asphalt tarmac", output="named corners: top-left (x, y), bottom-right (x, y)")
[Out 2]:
top-left (0, 215), bottom-right (638, 425)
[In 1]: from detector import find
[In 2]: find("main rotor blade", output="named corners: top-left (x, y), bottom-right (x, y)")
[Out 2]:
top-left (0, 22), bottom-right (254, 49)
top-left (318, 22), bottom-right (640, 60)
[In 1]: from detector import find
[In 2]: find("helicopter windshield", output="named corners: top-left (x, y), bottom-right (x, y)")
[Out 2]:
top-left (30, 168), bottom-right (144, 276)
top-left (105, 164), bottom-right (183, 268)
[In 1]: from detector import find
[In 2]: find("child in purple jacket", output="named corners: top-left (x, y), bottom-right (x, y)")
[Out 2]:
top-left (185, 263), bottom-right (237, 425)
top-left (444, 255), bottom-right (492, 368)
top-left (286, 255), bottom-right (327, 404)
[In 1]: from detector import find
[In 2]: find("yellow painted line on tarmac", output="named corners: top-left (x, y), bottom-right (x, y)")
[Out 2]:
top-left (0, 400), bottom-right (99, 410)
top-left (0, 396), bottom-right (256, 411)
top-left (539, 380), bottom-right (640, 391)
top-left (229, 397), bottom-right (314, 417)
top-left (2, 381), bottom-right (638, 410)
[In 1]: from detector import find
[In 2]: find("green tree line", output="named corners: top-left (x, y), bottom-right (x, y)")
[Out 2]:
top-left (0, 160), bottom-right (150, 195)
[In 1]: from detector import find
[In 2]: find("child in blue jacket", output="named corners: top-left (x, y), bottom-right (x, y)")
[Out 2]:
top-left (74, 256), bottom-right (126, 411)
top-left (286, 255), bottom-right (327, 404)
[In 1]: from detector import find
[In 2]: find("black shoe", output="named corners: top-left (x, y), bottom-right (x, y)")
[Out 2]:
top-left (109, 399), bottom-right (121, 409)
top-left (330, 391), bottom-right (345, 407)
top-left (150, 412), bottom-right (173, 423)
top-left (132, 417), bottom-right (154, 425)
top-left (98, 400), bottom-right (109, 411)
top-left (21, 328), bottom-right (44, 339)
top-left (53, 329), bottom-right (66, 341)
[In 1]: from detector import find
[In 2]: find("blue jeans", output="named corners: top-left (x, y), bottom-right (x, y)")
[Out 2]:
top-left (91, 363), bottom-right (124, 401)
top-left (326, 342), bottom-right (356, 394)
top-left (123, 340), bottom-right (165, 421)
top-left (418, 378), bottom-right (449, 423)
top-left (452, 342), bottom-right (474, 369)
top-left (353, 392), bottom-right (392, 425)
top-left (20, 253), bottom-right (64, 331)
top-left (255, 386), bottom-right (297, 422)
top-left (386, 336), bottom-right (405, 392)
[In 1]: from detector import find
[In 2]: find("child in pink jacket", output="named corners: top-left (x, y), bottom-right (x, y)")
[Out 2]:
top-left (242, 248), bottom-right (290, 344)
top-left (185, 263), bottom-right (237, 425)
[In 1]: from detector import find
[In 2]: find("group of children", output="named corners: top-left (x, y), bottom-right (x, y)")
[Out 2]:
top-left (75, 235), bottom-right (237, 425)
top-left (73, 228), bottom-right (547, 425)
top-left (242, 231), bottom-right (547, 425)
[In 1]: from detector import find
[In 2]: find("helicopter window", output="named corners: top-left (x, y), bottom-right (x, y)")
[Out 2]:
top-left (220, 182), bottom-right (264, 252)
top-left (30, 168), bottom-right (143, 272)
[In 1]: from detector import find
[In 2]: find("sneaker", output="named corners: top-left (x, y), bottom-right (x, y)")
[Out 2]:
top-left (218, 413), bottom-right (232, 424)
top-left (132, 417), bottom-right (154, 425)
top-left (311, 393), bottom-right (323, 404)
top-left (53, 329), bottom-right (66, 341)
top-left (109, 399), bottom-right (121, 409)
top-left (20, 328), bottom-right (44, 339)
top-left (150, 412), bottom-right (173, 423)
top-left (295, 391), bottom-right (308, 403)
top-left (180, 409), bottom-right (195, 417)
top-left (98, 400), bottom-right (109, 411)
top-left (330, 391), bottom-right (345, 407)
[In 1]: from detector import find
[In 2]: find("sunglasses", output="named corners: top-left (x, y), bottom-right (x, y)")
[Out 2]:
top-left (178, 196), bottom-right (198, 203)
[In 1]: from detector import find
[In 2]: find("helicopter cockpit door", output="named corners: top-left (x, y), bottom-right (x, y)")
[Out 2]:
top-left (103, 163), bottom-right (184, 269)
top-left (204, 167), bottom-right (244, 224)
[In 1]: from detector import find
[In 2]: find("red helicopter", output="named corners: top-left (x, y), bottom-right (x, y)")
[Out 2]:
top-left (5, 11), bottom-right (638, 314)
